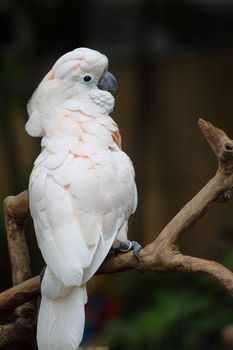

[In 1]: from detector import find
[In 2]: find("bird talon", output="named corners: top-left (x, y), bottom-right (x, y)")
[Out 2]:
top-left (109, 240), bottom-right (142, 260)
top-left (119, 240), bottom-right (142, 260)
top-left (131, 241), bottom-right (142, 261)
top-left (119, 240), bottom-right (132, 253)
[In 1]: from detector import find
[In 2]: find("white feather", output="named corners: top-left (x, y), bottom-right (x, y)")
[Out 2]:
top-left (58, 116), bottom-right (82, 135)
top-left (44, 153), bottom-right (68, 170)
top-left (37, 283), bottom-right (87, 350)
top-left (44, 136), bottom-right (78, 153)
top-left (27, 47), bottom-right (137, 350)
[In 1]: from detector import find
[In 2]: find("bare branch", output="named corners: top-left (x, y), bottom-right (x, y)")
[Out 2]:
top-left (4, 190), bottom-right (30, 286)
top-left (0, 276), bottom-right (39, 314)
top-left (1, 191), bottom-right (36, 349)
top-left (1, 119), bottom-right (233, 317)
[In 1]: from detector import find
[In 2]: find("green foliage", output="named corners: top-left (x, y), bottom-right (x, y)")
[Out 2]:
top-left (103, 260), bottom-right (233, 350)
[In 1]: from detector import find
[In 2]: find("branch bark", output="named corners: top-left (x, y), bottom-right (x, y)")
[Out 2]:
top-left (1, 119), bottom-right (233, 344)
top-left (0, 191), bottom-right (37, 349)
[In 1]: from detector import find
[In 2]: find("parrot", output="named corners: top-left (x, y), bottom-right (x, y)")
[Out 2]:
top-left (25, 47), bottom-right (140, 350)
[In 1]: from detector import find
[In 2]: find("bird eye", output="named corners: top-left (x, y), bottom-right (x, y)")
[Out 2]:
top-left (83, 75), bottom-right (93, 83)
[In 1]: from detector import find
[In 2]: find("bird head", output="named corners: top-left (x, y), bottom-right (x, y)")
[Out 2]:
top-left (26, 48), bottom-right (117, 137)
top-left (44, 47), bottom-right (118, 96)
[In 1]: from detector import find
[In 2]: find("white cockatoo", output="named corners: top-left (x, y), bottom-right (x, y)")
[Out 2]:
top-left (26, 47), bottom-right (139, 350)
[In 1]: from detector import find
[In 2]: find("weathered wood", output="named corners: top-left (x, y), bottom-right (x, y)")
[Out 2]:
top-left (1, 119), bottom-right (233, 314)
top-left (0, 276), bottom-right (39, 314)
top-left (1, 190), bottom-right (37, 349)
top-left (2, 119), bottom-right (233, 348)
top-left (4, 191), bottom-right (30, 286)
top-left (0, 319), bottom-right (37, 350)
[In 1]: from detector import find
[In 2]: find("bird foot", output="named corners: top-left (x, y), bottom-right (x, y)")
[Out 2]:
top-left (40, 266), bottom-right (46, 282)
top-left (110, 240), bottom-right (142, 261)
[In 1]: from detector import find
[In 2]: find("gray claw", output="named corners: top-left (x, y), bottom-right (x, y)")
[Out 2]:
top-left (131, 241), bottom-right (142, 261)
top-left (119, 240), bottom-right (142, 261)
top-left (119, 240), bottom-right (133, 253)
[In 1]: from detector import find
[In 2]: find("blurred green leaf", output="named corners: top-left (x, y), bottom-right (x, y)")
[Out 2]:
top-left (103, 263), bottom-right (233, 350)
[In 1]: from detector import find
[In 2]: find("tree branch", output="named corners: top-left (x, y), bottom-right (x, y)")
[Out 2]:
top-left (4, 190), bottom-right (30, 286)
top-left (1, 191), bottom-right (37, 349)
top-left (1, 119), bottom-right (233, 316)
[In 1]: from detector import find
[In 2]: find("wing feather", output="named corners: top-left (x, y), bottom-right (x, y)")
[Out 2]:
top-left (30, 147), bottom-right (136, 287)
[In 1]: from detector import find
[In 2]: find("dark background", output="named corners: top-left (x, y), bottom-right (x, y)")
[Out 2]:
top-left (1, 1), bottom-right (233, 349)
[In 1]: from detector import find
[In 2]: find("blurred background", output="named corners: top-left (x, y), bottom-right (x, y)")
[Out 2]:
top-left (2, 0), bottom-right (233, 349)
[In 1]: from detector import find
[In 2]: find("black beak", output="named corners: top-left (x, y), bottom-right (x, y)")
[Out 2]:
top-left (97, 71), bottom-right (118, 96)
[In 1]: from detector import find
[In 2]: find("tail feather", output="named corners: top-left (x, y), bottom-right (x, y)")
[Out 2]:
top-left (37, 282), bottom-right (87, 350)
